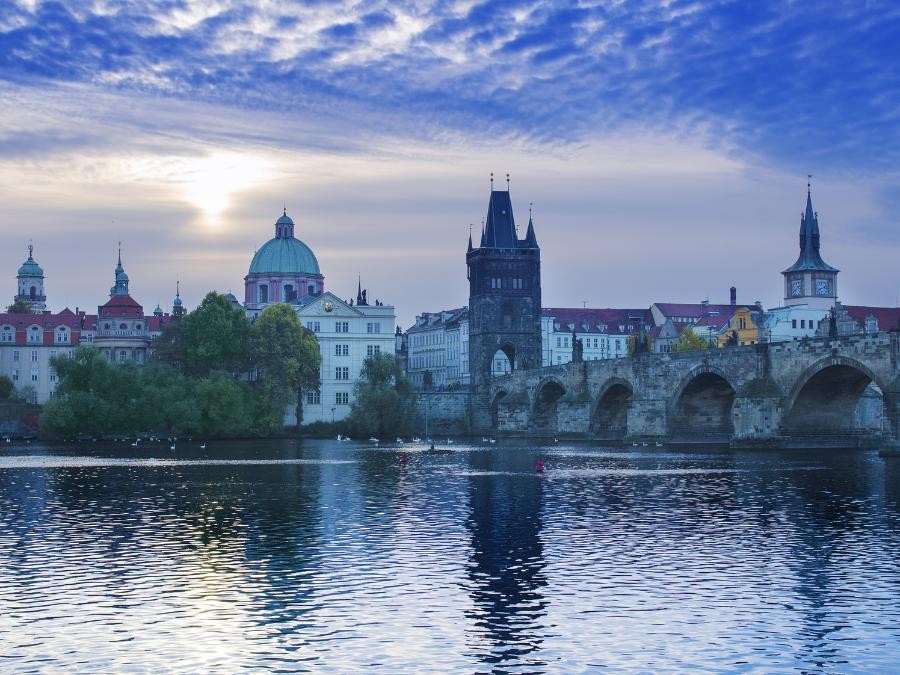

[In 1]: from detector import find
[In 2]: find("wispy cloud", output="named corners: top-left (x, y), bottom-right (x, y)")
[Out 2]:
top-left (2, 1), bottom-right (899, 167)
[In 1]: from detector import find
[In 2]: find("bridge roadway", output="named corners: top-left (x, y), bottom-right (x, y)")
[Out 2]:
top-left (480, 331), bottom-right (900, 447)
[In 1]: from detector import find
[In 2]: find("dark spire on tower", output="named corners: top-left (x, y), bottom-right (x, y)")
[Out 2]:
top-left (467, 224), bottom-right (473, 253)
top-left (523, 202), bottom-right (538, 248)
top-left (783, 182), bottom-right (838, 274)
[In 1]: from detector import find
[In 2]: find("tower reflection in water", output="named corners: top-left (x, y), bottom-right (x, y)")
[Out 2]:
top-left (463, 450), bottom-right (548, 669)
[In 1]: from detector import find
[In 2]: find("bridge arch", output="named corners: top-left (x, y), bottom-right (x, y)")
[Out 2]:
top-left (670, 365), bottom-right (737, 439)
top-left (784, 356), bottom-right (887, 434)
top-left (591, 378), bottom-right (634, 440)
top-left (530, 376), bottom-right (566, 435)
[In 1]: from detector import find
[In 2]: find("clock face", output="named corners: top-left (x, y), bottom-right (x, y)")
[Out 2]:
top-left (815, 280), bottom-right (829, 296)
top-left (323, 302), bottom-right (334, 312)
top-left (790, 279), bottom-right (802, 297)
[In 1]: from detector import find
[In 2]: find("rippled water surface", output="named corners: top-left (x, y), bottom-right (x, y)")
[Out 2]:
top-left (2, 439), bottom-right (900, 672)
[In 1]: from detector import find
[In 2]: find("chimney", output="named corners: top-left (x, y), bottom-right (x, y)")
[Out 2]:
top-left (730, 286), bottom-right (737, 306)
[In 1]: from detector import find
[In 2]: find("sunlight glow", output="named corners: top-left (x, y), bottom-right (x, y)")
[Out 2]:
top-left (179, 152), bottom-right (275, 226)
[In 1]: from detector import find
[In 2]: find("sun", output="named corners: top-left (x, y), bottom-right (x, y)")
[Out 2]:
top-left (180, 152), bottom-right (274, 225)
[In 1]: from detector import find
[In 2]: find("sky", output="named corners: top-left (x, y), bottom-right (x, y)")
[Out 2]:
top-left (1, 0), bottom-right (899, 328)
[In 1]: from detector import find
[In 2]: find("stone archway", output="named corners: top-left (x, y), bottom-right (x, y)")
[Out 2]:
top-left (591, 379), bottom-right (633, 440)
top-left (530, 377), bottom-right (566, 435)
top-left (671, 367), bottom-right (736, 440)
top-left (784, 357), bottom-right (886, 435)
top-left (490, 343), bottom-right (516, 378)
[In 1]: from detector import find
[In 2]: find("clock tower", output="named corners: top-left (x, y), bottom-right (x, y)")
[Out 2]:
top-left (782, 186), bottom-right (839, 310)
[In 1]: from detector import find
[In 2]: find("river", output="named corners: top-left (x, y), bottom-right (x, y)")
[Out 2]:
top-left (2, 439), bottom-right (900, 672)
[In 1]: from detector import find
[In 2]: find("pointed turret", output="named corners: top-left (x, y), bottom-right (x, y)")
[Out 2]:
top-left (172, 280), bottom-right (185, 318)
top-left (467, 226), bottom-right (474, 253)
top-left (783, 187), bottom-right (837, 274)
top-left (523, 213), bottom-right (538, 248)
top-left (110, 244), bottom-right (130, 296)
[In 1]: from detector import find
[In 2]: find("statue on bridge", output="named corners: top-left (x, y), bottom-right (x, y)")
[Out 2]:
top-left (572, 326), bottom-right (584, 363)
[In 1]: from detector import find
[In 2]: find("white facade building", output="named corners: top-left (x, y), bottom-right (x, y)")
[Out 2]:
top-left (244, 211), bottom-right (397, 425)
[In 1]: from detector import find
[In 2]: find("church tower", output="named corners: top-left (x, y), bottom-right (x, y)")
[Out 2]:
top-left (15, 243), bottom-right (46, 312)
top-left (467, 184), bottom-right (542, 388)
top-left (110, 245), bottom-right (130, 296)
top-left (782, 185), bottom-right (839, 310)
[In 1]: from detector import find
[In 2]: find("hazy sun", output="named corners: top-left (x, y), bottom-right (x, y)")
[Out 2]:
top-left (180, 152), bottom-right (274, 225)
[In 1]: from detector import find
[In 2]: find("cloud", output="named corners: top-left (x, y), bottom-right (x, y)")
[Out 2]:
top-left (0, 1), bottom-right (898, 169)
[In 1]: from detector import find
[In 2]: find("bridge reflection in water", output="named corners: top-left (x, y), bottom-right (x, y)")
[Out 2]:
top-left (487, 332), bottom-right (900, 447)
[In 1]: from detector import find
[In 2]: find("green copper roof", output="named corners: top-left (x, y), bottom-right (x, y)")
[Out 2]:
top-left (18, 257), bottom-right (43, 277)
top-left (248, 236), bottom-right (321, 276)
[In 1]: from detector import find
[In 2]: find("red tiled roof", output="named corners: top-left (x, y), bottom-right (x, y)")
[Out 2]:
top-left (101, 294), bottom-right (143, 309)
top-left (844, 305), bottom-right (900, 332)
top-left (653, 302), bottom-right (735, 318)
top-left (0, 311), bottom-right (82, 329)
top-left (543, 308), bottom-right (652, 333)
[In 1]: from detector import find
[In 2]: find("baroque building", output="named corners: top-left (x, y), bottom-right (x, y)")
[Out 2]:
top-left (243, 210), bottom-right (396, 425)
top-left (466, 188), bottom-right (542, 387)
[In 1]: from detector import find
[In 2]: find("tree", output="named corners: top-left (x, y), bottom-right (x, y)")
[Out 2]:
top-left (347, 354), bottom-right (417, 438)
top-left (6, 299), bottom-right (31, 313)
top-left (250, 304), bottom-right (321, 424)
top-left (180, 292), bottom-right (250, 377)
top-left (0, 374), bottom-right (13, 400)
top-left (150, 319), bottom-right (186, 371)
top-left (675, 327), bottom-right (709, 352)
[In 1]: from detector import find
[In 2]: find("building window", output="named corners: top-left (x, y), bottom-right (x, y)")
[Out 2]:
top-left (12, 369), bottom-right (18, 381)
top-left (119, 350), bottom-right (128, 362)
top-left (792, 319), bottom-right (797, 329)
top-left (13, 350), bottom-right (19, 362)
top-left (28, 327), bottom-right (41, 344)
top-left (335, 344), bottom-right (349, 356)
top-left (366, 322), bottom-right (381, 334)
top-left (31, 350), bottom-right (38, 363)
top-left (564, 337), bottom-right (569, 348)
top-left (335, 392), bottom-right (349, 405)
top-left (50, 370), bottom-right (57, 383)
top-left (31, 368), bottom-right (38, 382)
top-left (306, 321), bottom-right (320, 332)
top-left (367, 344), bottom-right (381, 356)
top-left (800, 319), bottom-right (805, 329)
top-left (1, 327), bottom-right (12, 343)
top-left (306, 390), bottom-right (321, 405)
top-left (259, 285), bottom-right (269, 303)
top-left (336, 321), bottom-right (349, 333)
top-left (556, 337), bottom-right (561, 348)
top-left (335, 366), bottom-right (349, 380)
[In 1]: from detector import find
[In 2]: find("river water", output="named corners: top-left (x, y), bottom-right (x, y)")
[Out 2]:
top-left (1, 439), bottom-right (900, 672)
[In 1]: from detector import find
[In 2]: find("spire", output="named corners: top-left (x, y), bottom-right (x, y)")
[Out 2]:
top-left (523, 202), bottom-right (538, 248)
top-left (110, 243), bottom-right (130, 296)
top-left (467, 224), bottom-right (473, 253)
top-left (356, 275), bottom-right (368, 306)
top-left (783, 182), bottom-right (838, 274)
top-left (172, 279), bottom-right (184, 317)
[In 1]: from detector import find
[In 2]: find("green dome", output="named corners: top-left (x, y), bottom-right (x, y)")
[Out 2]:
top-left (18, 256), bottom-right (43, 277)
top-left (248, 236), bottom-right (320, 276)
top-left (276, 213), bottom-right (294, 226)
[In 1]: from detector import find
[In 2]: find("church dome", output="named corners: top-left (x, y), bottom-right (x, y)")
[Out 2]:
top-left (18, 246), bottom-right (43, 277)
top-left (18, 257), bottom-right (43, 277)
top-left (248, 238), bottom-right (321, 276)
top-left (247, 210), bottom-right (321, 277)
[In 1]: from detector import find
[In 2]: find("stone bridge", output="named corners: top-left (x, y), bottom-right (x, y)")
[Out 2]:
top-left (481, 332), bottom-right (900, 447)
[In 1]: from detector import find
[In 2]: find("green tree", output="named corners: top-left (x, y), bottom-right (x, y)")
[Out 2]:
top-left (250, 304), bottom-right (321, 424)
top-left (347, 354), bottom-right (417, 438)
top-left (675, 327), bottom-right (709, 352)
top-left (180, 292), bottom-right (250, 377)
top-left (6, 299), bottom-right (31, 313)
top-left (150, 319), bottom-right (186, 371)
top-left (0, 374), bottom-right (13, 400)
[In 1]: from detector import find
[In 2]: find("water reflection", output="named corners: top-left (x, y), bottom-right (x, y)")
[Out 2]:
top-left (1, 441), bottom-right (900, 671)
top-left (464, 450), bottom-right (547, 670)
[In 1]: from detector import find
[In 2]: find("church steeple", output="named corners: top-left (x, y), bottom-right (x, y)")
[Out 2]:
top-left (172, 280), bottom-right (184, 318)
top-left (782, 182), bottom-right (839, 309)
top-left (523, 203), bottom-right (538, 248)
top-left (110, 243), bottom-right (130, 296)
top-left (15, 242), bottom-right (46, 312)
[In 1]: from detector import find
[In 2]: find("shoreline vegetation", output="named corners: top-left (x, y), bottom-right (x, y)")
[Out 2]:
top-left (39, 293), bottom-right (321, 440)
top-left (32, 292), bottom-right (417, 442)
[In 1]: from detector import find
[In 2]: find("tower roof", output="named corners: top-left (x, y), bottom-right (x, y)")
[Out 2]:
top-left (478, 190), bottom-right (538, 249)
top-left (17, 244), bottom-right (43, 277)
top-left (783, 188), bottom-right (838, 274)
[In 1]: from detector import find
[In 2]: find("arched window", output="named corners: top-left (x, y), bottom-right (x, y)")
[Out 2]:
top-left (259, 284), bottom-right (269, 303)
top-left (29, 286), bottom-right (36, 298)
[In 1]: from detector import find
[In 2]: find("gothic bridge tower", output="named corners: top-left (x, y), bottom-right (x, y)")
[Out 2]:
top-left (467, 185), bottom-right (542, 389)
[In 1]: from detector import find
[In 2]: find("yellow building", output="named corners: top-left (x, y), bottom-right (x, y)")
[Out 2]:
top-left (718, 306), bottom-right (761, 347)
